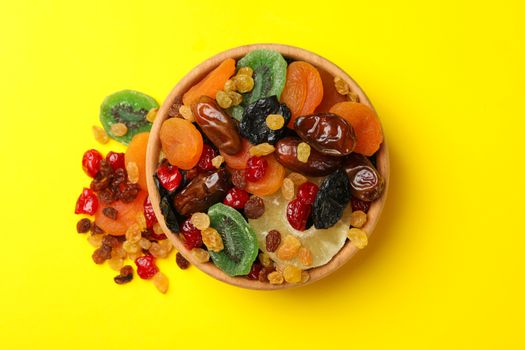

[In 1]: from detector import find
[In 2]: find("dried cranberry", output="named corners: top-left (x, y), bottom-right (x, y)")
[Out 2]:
top-left (105, 151), bottom-right (126, 171)
top-left (223, 188), bottom-right (250, 209)
top-left (230, 169), bottom-right (247, 189)
top-left (286, 198), bottom-right (311, 231)
top-left (180, 219), bottom-right (203, 249)
top-left (82, 149), bottom-right (103, 178)
top-left (245, 156), bottom-right (267, 182)
top-left (247, 262), bottom-right (263, 280)
top-left (296, 182), bottom-right (319, 205)
top-left (157, 160), bottom-right (182, 192)
top-left (134, 255), bottom-right (159, 279)
top-left (143, 196), bottom-right (158, 228)
top-left (351, 197), bottom-right (371, 213)
top-left (75, 188), bottom-right (99, 215)
top-left (197, 144), bottom-right (217, 172)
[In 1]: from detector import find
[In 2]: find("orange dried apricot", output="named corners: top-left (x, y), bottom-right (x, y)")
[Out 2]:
top-left (160, 118), bottom-right (203, 170)
top-left (315, 68), bottom-right (348, 114)
top-left (245, 155), bottom-right (285, 196)
top-left (125, 132), bottom-right (149, 190)
top-left (94, 190), bottom-right (148, 236)
top-left (220, 138), bottom-right (252, 170)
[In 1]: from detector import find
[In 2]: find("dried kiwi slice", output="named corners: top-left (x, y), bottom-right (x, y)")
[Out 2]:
top-left (207, 203), bottom-right (259, 276)
top-left (228, 50), bottom-right (288, 121)
top-left (100, 90), bottom-right (158, 145)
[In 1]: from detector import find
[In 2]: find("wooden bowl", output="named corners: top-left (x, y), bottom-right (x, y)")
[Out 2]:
top-left (146, 44), bottom-right (389, 290)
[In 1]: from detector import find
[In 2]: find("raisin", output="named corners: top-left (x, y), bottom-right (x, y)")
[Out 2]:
top-left (119, 183), bottom-right (140, 203)
top-left (276, 235), bottom-right (301, 260)
top-left (190, 212), bottom-right (210, 230)
top-left (176, 252), bottom-right (190, 269)
top-left (244, 196), bottom-right (265, 219)
top-left (283, 265), bottom-right (302, 283)
top-left (249, 143), bottom-right (275, 157)
top-left (152, 272), bottom-right (169, 293)
top-left (351, 197), bottom-right (371, 213)
top-left (350, 210), bottom-right (367, 228)
top-left (114, 265), bottom-right (134, 284)
top-left (92, 244), bottom-right (112, 264)
top-left (258, 266), bottom-right (275, 282)
top-left (312, 169), bottom-right (351, 229)
top-left (247, 262), bottom-right (263, 280)
top-left (168, 97), bottom-right (182, 117)
top-left (231, 169), bottom-right (247, 189)
top-left (92, 125), bottom-right (109, 144)
top-left (265, 114), bottom-right (285, 130)
top-left (110, 123), bottom-right (128, 137)
top-left (211, 155), bottom-right (224, 169)
top-left (102, 207), bottom-right (118, 220)
top-left (90, 223), bottom-right (104, 235)
top-left (102, 235), bottom-right (120, 249)
top-left (201, 227), bottom-right (224, 252)
top-left (265, 230), bottom-right (281, 252)
top-left (76, 218), bottom-right (91, 233)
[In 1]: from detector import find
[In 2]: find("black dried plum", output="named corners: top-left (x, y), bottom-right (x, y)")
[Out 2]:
top-left (312, 169), bottom-right (351, 229)
top-left (239, 96), bottom-right (291, 145)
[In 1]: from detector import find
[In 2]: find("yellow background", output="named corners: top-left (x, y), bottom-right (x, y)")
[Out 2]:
top-left (1, 0), bottom-right (524, 348)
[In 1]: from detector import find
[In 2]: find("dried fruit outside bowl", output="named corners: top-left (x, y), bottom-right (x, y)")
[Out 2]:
top-left (146, 44), bottom-right (389, 290)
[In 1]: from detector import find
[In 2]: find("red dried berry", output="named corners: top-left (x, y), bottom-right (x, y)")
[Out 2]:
top-left (75, 188), bottom-right (99, 215)
top-left (286, 198), bottom-right (311, 231)
top-left (105, 151), bottom-right (126, 171)
top-left (247, 262), bottom-right (263, 280)
top-left (351, 197), bottom-right (371, 213)
top-left (157, 160), bottom-right (182, 192)
top-left (223, 188), bottom-right (250, 209)
top-left (180, 219), bottom-right (203, 249)
top-left (197, 144), bottom-right (218, 172)
top-left (134, 255), bottom-right (159, 280)
top-left (143, 196), bottom-right (158, 228)
top-left (82, 149), bottom-right (103, 178)
top-left (245, 156), bottom-right (268, 182)
top-left (297, 182), bottom-right (319, 205)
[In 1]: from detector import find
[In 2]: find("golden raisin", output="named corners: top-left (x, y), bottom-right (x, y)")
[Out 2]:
top-left (139, 237), bottom-right (152, 250)
top-left (152, 222), bottom-right (164, 235)
top-left (111, 123), bottom-right (128, 137)
top-left (201, 227), bottom-right (224, 252)
top-left (268, 271), bottom-right (284, 285)
top-left (92, 125), bottom-right (109, 144)
top-left (191, 212), bottom-right (210, 230)
top-left (249, 143), bottom-right (275, 156)
top-left (286, 172), bottom-right (307, 186)
top-left (216, 90), bottom-right (233, 109)
top-left (146, 107), bottom-right (158, 123)
top-left (237, 66), bottom-right (254, 77)
top-left (152, 272), bottom-right (169, 294)
top-left (283, 265), bottom-right (302, 283)
top-left (227, 91), bottom-right (243, 106)
top-left (179, 105), bottom-right (195, 122)
top-left (281, 177), bottom-right (295, 201)
top-left (111, 246), bottom-right (127, 259)
top-left (211, 155), bottom-right (224, 169)
top-left (235, 74), bottom-right (254, 93)
top-left (334, 76), bottom-right (350, 95)
top-left (135, 212), bottom-right (147, 231)
top-left (126, 161), bottom-right (139, 184)
top-left (149, 242), bottom-right (166, 258)
top-left (348, 228), bottom-right (368, 249)
top-left (301, 271), bottom-right (310, 283)
top-left (191, 248), bottom-right (210, 263)
top-left (350, 210), bottom-right (368, 228)
top-left (259, 252), bottom-right (272, 268)
top-left (108, 257), bottom-right (124, 271)
top-left (127, 251), bottom-right (143, 261)
top-left (224, 79), bottom-right (237, 92)
top-left (122, 240), bottom-right (140, 254)
top-left (159, 239), bottom-right (173, 253)
top-left (348, 92), bottom-right (359, 102)
top-left (265, 114), bottom-right (285, 130)
top-left (276, 235), bottom-right (302, 260)
top-left (87, 234), bottom-right (104, 248)
top-left (297, 142), bottom-right (311, 163)
top-left (297, 247), bottom-right (313, 266)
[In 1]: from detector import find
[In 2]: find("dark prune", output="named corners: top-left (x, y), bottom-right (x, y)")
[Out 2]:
top-left (312, 169), bottom-right (351, 229)
top-left (295, 113), bottom-right (356, 156)
top-left (239, 96), bottom-right (291, 145)
top-left (174, 169), bottom-right (231, 216)
top-left (343, 153), bottom-right (384, 202)
top-left (274, 137), bottom-right (342, 176)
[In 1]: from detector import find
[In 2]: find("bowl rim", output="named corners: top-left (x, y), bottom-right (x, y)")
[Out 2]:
top-left (146, 43), bottom-right (390, 290)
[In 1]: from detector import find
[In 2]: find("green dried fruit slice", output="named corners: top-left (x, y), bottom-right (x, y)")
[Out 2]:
top-left (100, 90), bottom-right (158, 145)
top-left (207, 203), bottom-right (259, 276)
top-left (229, 50), bottom-right (287, 120)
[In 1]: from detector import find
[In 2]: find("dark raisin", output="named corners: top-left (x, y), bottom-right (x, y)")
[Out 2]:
top-left (90, 223), bottom-right (104, 235)
top-left (114, 265), bottom-right (134, 284)
top-left (265, 230), bottom-right (281, 252)
top-left (102, 207), bottom-right (118, 220)
top-left (239, 96), bottom-right (291, 145)
top-left (175, 252), bottom-right (190, 269)
top-left (92, 244), bottom-right (112, 264)
top-left (247, 262), bottom-right (263, 280)
top-left (76, 218), bottom-right (91, 234)
top-left (167, 96), bottom-right (182, 118)
top-left (98, 188), bottom-right (116, 204)
top-left (312, 169), bottom-right (351, 229)
top-left (102, 235), bottom-right (120, 249)
top-left (119, 183), bottom-right (140, 203)
top-left (90, 176), bottom-right (110, 191)
top-left (244, 196), bottom-right (265, 219)
top-left (351, 197), bottom-right (371, 213)
top-left (258, 266), bottom-right (275, 282)
top-left (230, 169), bottom-right (247, 189)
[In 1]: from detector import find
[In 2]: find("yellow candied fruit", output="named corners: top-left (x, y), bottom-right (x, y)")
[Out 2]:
top-left (297, 247), bottom-right (313, 266)
top-left (224, 79), bottom-right (237, 92)
top-left (286, 172), bottom-right (307, 185)
top-left (92, 125), bottom-right (109, 144)
top-left (237, 66), bottom-right (254, 77)
top-left (152, 272), bottom-right (169, 294)
top-left (191, 248), bottom-right (210, 263)
top-left (146, 107), bottom-right (159, 123)
top-left (249, 143), bottom-right (276, 157)
top-left (268, 271), bottom-right (284, 285)
top-left (297, 142), bottom-right (311, 163)
top-left (211, 155), bottom-right (224, 169)
top-left (259, 252), bottom-right (273, 268)
top-left (235, 74), bottom-right (254, 93)
top-left (348, 228), bottom-right (368, 249)
top-left (265, 114), bottom-right (285, 130)
top-left (334, 76), bottom-right (350, 95)
top-left (281, 177), bottom-right (295, 201)
top-left (190, 212), bottom-right (210, 230)
top-left (111, 122), bottom-right (128, 137)
top-left (201, 227), bottom-right (224, 252)
top-left (227, 91), bottom-right (243, 106)
top-left (216, 90), bottom-right (233, 109)
top-left (283, 265), bottom-right (302, 283)
top-left (126, 161), bottom-right (139, 184)
top-left (276, 235), bottom-right (302, 260)
top-left (179, 105), bottom-right (195, 122)
top-left (350, 210), bottom-right (368, 228)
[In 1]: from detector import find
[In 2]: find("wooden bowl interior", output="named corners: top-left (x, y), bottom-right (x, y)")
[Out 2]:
top-left (146, 44), bottom-right (389, 290)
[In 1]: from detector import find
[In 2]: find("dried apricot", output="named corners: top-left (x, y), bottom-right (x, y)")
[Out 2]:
top-left (315, 68), bottom-right (348, 113)
top-left (125, 132), bottom-right (149, 190)
top-left (160, 118), bottom-right (204, 170)
top-left (220, 138), bottom-right (252, 170)
top-left (94, 190), bottom-right (148, 236)
top-left (245, 155), bottom-right (285, 196)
